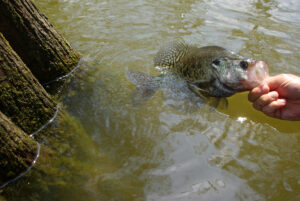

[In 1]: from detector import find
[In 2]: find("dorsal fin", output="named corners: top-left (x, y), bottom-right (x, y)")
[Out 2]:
top-left (154, 39), bottom-right (189, 68)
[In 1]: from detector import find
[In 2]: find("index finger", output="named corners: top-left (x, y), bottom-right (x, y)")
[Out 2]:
top-left (248, 83), bottom-right (269, 102)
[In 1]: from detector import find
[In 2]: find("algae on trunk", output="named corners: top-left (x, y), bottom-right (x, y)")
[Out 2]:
top-left (0, 32), bottom-right (57, 134)
top-left (0, 0), bottom-right (80, 86)
top-left (0, 111), bottom-right (38, 185)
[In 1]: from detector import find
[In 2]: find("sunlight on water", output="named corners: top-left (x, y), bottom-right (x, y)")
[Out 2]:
top-left (2, 0), bottom-right (300, 201)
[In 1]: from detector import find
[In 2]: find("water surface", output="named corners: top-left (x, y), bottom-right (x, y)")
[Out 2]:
top-left (4, 0), bottom-right (300, 200)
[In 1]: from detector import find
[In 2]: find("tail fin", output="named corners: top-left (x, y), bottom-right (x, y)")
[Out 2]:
top-left (126, 69), bottom-right (160, 105)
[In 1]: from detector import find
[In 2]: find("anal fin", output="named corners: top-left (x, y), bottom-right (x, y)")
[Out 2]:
top-left (126, 69), bottom-right (160, 106)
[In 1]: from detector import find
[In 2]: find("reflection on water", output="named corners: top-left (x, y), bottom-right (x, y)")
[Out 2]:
top-left (3, 0), bottom-right (300, 200)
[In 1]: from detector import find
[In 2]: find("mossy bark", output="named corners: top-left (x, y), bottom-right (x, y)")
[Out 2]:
top-left (0, 0), bottom-right (80, 85)
top-left (1, 111), bottom-right (119, 201)
top-left (0, 32), bottom-right (57, 134)
top-left (0, 111), bottom-right (38, 185)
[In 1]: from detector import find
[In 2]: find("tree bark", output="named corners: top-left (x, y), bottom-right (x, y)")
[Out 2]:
top-left (0, 32), bottom-right (57, 134)
top-left (0, 111), bottom-right (38, 185)
top-left (1, 111), bottom-right (117, 201)
top-left (0, 0), bottom-right (80, 85)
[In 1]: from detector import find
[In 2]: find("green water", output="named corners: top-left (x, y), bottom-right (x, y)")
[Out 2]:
top-left (3, 0), bottom-right (300, 200)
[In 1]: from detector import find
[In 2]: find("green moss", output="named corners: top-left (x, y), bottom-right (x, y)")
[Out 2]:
top-left (0, 32), bottom-right (57, 133)
top-left (0, 111), bottom-right (38, 184)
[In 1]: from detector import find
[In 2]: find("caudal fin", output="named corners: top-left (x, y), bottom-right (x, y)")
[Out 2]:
top-left (125, 69), bottom-right (160, 105)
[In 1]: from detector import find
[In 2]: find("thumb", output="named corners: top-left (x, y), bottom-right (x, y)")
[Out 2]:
top-left (265, 75), bottom-right (285, 91)
top-left (266, 74), bottom-right (300, 99)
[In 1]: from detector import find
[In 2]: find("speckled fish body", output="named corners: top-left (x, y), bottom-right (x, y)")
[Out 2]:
top-left (126, 40), bottom-right (269, 105)
top-left (153, 40), bottom-right (269, 97)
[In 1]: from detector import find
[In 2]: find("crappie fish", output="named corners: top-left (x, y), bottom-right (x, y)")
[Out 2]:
top-left (126, 40), bottom-right (269, 105)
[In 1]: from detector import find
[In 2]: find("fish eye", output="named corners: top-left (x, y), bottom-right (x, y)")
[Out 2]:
top-left (239, 60), bottom-right (248, 69)
top-left (212, 59), bottom-right (221, 66)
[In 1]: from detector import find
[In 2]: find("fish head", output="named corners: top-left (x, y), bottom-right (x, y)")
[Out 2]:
top-left (208, 50), bottom-right (269, 97)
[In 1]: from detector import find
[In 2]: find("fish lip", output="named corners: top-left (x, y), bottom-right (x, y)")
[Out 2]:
top-left (217, 59), bottom-right (268, 93)
top-left (242, 60), bottom-right (269, 89)
top-left (246, 58), bottom-right (257, 65)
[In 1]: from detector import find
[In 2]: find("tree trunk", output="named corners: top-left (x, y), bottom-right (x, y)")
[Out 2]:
top-left (0, 0), bottom-right (80, 85)
top-left (0, 33), bottom-right (57, 134)
top-left (1, 111), bottom-right (118, 201)
top-left (0, 111), bottom-right (38, 186)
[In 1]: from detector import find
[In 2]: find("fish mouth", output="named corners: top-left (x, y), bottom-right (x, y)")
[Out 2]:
top-left (214, 60), bottom-right (269, 95)
top-left (241, 60), bottom-right (269, 90)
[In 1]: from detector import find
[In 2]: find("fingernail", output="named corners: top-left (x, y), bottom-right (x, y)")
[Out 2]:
top-left (277, 99), bottom-right (286, 104)
top-left (261, 83), bottom-right (269, 93)
top-left (269, 91), bottom-right (278, 99)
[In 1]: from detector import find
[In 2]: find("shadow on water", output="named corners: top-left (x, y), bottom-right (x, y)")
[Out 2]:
top-left (2, 59), bottom-right (300, 201)
top-left (65, 62), bottom-right (300, 200)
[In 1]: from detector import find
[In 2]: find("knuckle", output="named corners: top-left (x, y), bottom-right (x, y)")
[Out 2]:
top-left (248, 93), bottom-right (255, 102)
top-left (262, 106), bottom-right (272, 114)
top-left (253, 102), bottom-right (262, 111)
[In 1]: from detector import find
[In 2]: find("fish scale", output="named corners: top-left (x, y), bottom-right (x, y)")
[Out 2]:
top-left (154, 40), bottom-right (188, 68)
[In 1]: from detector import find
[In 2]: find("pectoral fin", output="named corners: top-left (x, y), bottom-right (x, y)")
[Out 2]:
top-left (208, 97), bottom-right (228, 110)
top-left (187, 80), bottom-right (211, 98)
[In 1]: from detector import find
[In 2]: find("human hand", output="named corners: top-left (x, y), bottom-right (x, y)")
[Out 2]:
top-left (248, 74), bottom-right (300, 120)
